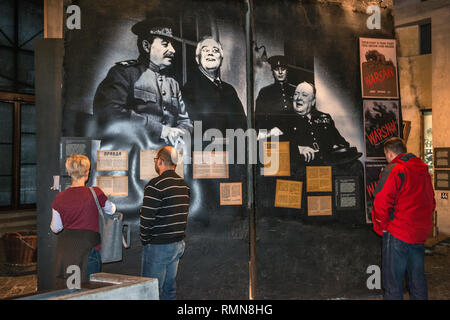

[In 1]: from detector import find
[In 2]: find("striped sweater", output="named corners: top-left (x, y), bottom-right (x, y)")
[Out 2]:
top-left (140, 170), bottom-right (190, 245)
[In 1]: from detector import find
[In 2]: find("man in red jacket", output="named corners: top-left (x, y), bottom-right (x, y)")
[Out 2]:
top-left (371, 137), bottom-right (435, 300)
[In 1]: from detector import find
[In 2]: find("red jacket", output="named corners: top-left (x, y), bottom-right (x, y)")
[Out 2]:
top-left (371, 153), bottom-right (435, 244)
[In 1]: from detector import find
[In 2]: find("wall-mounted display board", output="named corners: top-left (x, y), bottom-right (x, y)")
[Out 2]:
top-left (435, 170), bottom-right (450, 190)
top-left (434, 148), bottom-right (450, 168)
top-left (334, 176), bottom-right (361, 210)
top-left (359, 38), bottom-right (399, 99)
top-left (59, 137), bottom-right (100, 175)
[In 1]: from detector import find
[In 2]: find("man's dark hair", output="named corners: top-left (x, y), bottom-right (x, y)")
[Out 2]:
top-left (384, 137), bottom-right (407, 155)
top-left (137, 35), bottom-right (157, 56)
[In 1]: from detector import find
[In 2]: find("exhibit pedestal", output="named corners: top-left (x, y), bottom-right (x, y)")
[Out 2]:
top-left (18, 273), bottom-right (159, 300)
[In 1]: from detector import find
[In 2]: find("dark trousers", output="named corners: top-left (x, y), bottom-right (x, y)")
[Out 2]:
top-left (382, 231), bottom-right (428, 300)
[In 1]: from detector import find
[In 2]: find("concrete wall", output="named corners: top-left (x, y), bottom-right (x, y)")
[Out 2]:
top-left (396, 23), bottom-right (433, 159)
top-left (397, 53), bottom-right (432, 156)
top-left (395, 0), bottom-right (450, 236)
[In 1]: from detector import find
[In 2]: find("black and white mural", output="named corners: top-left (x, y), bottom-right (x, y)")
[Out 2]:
top-left (56, 0), bottom-right (398, 299)
top-left (62, 0), bottom-right (250, 299)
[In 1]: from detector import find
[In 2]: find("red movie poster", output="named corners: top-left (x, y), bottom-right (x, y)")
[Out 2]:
top-left (364, 161), bottom-right (387, 224)
top-left (363, 100), bottom-right (400, 159)
top-left (360, 38), bottom-right (399, 99)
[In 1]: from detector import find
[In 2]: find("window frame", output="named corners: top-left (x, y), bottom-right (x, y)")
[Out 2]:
top-left (0, 91), bottom-right (36, 211)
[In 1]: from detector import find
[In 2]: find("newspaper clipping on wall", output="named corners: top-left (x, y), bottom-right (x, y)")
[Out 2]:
top-left (307, 196), bottom-right (332, 216)
top-left (306, 166), bottom-right (332, 192)
top-left (220, 182), bottom-right (243, 205)
top-left (96, 176), bottom-right (128, 197)
top-left (274, 179), bottom-right (303, 209)
top-left (262, 141), bottom-right (290, 176)
top-left (97, 150), bottom-right (129, 171)
top-left (192, 151), bottom-right (229, 179)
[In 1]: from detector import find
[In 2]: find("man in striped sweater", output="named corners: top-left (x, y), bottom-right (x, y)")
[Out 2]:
top-left (140, 146), bottom-right (190, 300)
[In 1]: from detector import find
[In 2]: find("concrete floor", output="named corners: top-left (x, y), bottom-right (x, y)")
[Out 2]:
top-left (425, 240), bottom-right (450, 300)
top-left (1, 237), bottom-right (449, 300)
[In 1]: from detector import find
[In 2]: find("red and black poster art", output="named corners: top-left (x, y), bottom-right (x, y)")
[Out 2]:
top-left (364, 100), bottom-right (399, 159)
top-left (364, 161), bottom-right (387, 223)
top-left (359, 38), bottom-right (398, 99)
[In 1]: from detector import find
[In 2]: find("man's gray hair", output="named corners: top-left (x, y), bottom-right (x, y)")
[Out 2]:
top-left (195, 36), bottom-right (224, 64)
top-left (299, 81), bottom-right (317, 97)
top-left (295, 81), bottom-right (317, 109)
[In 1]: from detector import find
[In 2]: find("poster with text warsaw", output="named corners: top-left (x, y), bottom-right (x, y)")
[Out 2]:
top-left (363, 100), bottom-right (400, 158)
top-left (360, 38), bottom-right (399, 99)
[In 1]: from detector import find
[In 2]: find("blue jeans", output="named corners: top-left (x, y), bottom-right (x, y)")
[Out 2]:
top-left (141, 241), bottom-right (185, 300)
top-left (87, 249), bottom-right (102, 280)
top-left (382, 231), bottom-right (428, 300)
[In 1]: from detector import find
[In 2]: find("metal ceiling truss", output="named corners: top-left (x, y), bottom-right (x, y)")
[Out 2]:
top-left (0, 0), bottom-right (43, 91)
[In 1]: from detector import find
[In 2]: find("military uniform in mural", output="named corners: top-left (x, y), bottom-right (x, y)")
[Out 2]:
top-left (94, 57), bottom-right (192, 146)
top-left (255, 55), bottom-right (296, 132)
top-left (255, 81), bottom-right (296, 114)
top-left (282, 82), bottom-right (361, 165)
top-left (92, 18), bottom-right (193, 214)
top-left (284, 108), bottom-right (350, 162)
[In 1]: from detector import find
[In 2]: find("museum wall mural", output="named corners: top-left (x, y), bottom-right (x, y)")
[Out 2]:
top-left (53, 0), bottom-right (399, 298)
